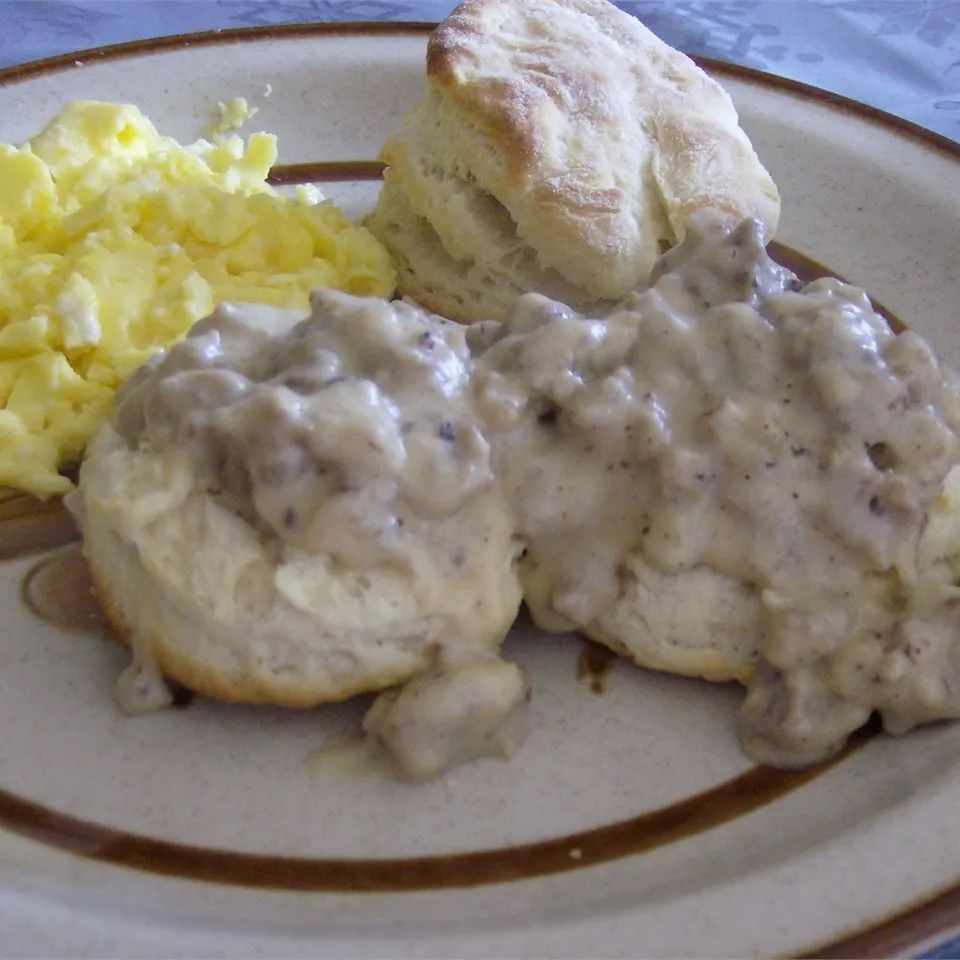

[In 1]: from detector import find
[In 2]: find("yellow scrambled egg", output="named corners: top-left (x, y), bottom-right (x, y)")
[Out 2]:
top-left (0, 100), bottom-right (395, 497)
top-left (209, 97), bottom-right (259, 137)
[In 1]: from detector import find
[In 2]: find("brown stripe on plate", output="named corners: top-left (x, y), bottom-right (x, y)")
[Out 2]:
top-left (268, 160), bottom-right (384, 185)
top-left (0, 493), bottom-right (78, 560)
top-left (0, 22), bottom-right (439, 87)
top-left (0, 21), bottom-right (957, 170)
top-left (0, 729), bottom-right (869, 892)
top-left (0, 20), bottom-right (952, 949)
top-left (266, 153), bottom-right (903, 331)
top-left (266, 156), bottom-right (902, 331)
top-left (801, 878), bottom-right (960, 959)
top-left (6, 533), bottom-right (872, 890)
top-left (768, 241), bottom-right (903, 333)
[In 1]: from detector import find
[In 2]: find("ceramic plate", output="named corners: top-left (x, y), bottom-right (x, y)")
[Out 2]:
top-left (1, 23), bottom-right (960, 959)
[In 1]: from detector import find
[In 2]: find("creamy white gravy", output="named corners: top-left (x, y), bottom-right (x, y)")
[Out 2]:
top-left (477, 211), bottom-right (960, 767)
top-left (111, 291), bottom-right (524, 775)
top-left (110, 210), bottom-right (960, 771)
top-left (363, 654), bottom-right (530, 779)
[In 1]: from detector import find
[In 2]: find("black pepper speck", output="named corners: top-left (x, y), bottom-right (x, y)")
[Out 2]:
top-left (537, 408), bottom-right (558, 426)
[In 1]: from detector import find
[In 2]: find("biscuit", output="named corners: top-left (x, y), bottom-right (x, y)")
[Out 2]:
top-left (367, 171), bottom-right (606, 323)
top-left (72, 295), bottom-right (524, 710)
top-left (369, 0), bottom-right (781, 321)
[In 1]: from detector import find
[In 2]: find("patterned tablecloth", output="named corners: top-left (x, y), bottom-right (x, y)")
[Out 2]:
top-left (3, 1), bottom-right (959, 140)
top-left (2, 2), bottom-right (960, 957)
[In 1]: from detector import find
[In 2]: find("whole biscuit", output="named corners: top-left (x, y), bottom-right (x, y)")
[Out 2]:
top-left (419, 0), bottom-right (780, 299)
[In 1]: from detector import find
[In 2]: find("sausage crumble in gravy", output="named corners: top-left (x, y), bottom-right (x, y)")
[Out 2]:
top-left (88, 209), bottom-right (960, 773)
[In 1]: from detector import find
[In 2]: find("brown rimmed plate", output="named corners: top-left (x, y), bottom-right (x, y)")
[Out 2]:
top-left (1, 22), bottom-right (959, 959)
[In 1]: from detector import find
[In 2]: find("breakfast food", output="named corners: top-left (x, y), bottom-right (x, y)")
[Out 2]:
top-left (22, 1), bottom-right (960, 781)
top-left (363, 652), bottom-right (530, 779)
top-left (0, 101), bottom-right (394, 498)
top-left (209, 96), bottom-right (259, 137)
top-left (475, 209), bottom-right (960, 767)
top-left (367, 0), bottom-right (780, 323)
top-left (73, 201), bottom-right (960, 774)
top-left (70, 291), bottom-right (526, 776)
top-left (367, 176), bottom-right (600, 325)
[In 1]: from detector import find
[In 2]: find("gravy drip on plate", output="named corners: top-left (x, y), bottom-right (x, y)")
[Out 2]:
top-left (22, 545), bottom-right (106, 631)
top-left (476, 211), bottom-right (960, 766)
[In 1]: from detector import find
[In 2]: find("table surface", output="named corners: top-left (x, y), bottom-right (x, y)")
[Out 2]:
top-left (3, 0), bottom-right (959, 142)
top-left (2, 2), bottom-right (960, 958)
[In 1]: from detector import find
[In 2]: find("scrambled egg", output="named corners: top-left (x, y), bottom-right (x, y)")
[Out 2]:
top-left (0, 100), bottom-right (395, 497)
top-left (209, 97), bottom-right (259, 137)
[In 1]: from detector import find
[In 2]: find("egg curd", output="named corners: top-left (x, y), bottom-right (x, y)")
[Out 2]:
top-left (0, 100), bottom-right (395, 497)
top-left (208, 97), bottom-right (259, 137)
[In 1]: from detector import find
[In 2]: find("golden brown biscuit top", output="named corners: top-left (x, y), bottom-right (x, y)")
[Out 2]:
top-left (422, 0), bottom-right (781, 297)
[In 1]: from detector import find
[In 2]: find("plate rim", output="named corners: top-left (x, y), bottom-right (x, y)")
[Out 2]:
top-left (2, 18), bottom-right (960, 959)
top-left (1, 17), bottom-right (958, 168)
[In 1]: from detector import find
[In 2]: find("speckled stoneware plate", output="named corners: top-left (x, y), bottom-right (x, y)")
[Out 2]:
top-left (2, 23), bottom-right (960, 959)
